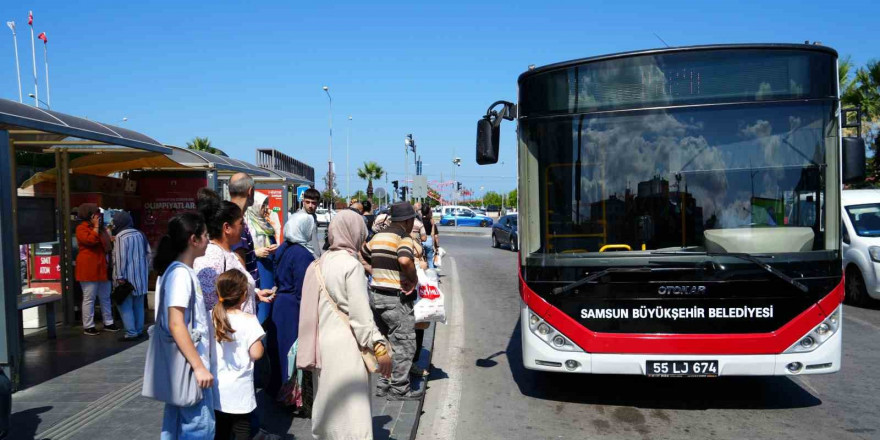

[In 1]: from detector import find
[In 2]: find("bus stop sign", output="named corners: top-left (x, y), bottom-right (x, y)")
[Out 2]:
top-left (297, 185), bottom-right (310, 202)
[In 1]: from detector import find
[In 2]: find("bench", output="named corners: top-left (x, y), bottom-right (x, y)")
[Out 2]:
top-left (17, 293), bottom-right (63, 340)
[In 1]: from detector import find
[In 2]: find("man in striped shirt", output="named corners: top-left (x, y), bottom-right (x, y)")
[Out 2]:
top-left (361, 202), bottom-right (422, 400)
top-left (111, 211), bottom-right (151, 341)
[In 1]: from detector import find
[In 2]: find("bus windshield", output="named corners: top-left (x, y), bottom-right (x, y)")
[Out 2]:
top-left (522, 101), bottom-right (839, 257)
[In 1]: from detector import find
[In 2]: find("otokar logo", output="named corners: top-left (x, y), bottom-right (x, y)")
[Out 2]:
top-left (658, 285), bottom-right (706, 295)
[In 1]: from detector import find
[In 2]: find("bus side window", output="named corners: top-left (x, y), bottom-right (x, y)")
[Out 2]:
top-left (842, 221), bottom-right (851, 245)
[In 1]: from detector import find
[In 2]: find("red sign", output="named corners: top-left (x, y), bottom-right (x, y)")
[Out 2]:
top-left (256, 188), bottom-right (285, 244)
top-left (33, 255), bottom-right (60, 280)
top-left (134, 173), bottom-right (207, 249)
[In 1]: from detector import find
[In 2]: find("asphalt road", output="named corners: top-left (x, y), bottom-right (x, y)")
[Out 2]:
top-left (417, 235), bottom-right (880, 440)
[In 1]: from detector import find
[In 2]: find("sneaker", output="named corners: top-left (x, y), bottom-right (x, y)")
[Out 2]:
top-left (83, 327), bottom-right (100, 336)
top-left (410, 365), bottom-right (430, 377)
top-left (103, 324), bottom-right (121, 333)
top-left (120, 334), bottom-right (140, 342)
top-left (253, 430), bottom-right (281, 440)
top-left (386, 389), bottom-right (425, 401)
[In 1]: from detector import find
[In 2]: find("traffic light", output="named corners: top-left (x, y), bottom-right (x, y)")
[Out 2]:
top-left (392, 180), bottom-right (399, 191)
top-left (401, 186), bottom-right (408, 201)
top-left (456, 182), bottom-right (462, 191)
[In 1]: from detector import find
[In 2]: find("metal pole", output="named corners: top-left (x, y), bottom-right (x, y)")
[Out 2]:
top-left (28, 15), bottom-right (37, 108)
top-left (346, 115), bottom-right (351, 201)
top-left (0, 130), bottom-right (22, 386)
top-left (56, 150), bottom-right (73, 325)
top-left (7, 23), bottom-right (22, 103)
top-left (42, 39), bottom-right (49, 108)
top-left (323, 87), bottom-right (333, 208)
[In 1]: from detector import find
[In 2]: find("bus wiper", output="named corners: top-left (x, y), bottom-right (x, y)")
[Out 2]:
top-left (650, 251), bottom-right (809, 293)
top-left (551, 266), bottom-right (700, 296)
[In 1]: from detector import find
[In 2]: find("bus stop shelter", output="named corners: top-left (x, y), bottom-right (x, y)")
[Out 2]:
top-left (252, 149), bottom-right (315, 229)
top-left (0, 98), bottom-right (172, 385)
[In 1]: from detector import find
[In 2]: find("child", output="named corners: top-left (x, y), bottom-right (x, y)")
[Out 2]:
top-left (212, 270), bottom-right (266, 440)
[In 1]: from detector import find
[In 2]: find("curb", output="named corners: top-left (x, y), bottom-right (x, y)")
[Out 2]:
top-left (403, 321), bottom-right (437, 440)
top-left (442, 231), bottom-right (491, 237)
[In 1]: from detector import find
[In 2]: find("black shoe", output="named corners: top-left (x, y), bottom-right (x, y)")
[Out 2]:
top-left (103, 324), bottom-right (121, 333)
top-left (375, 387), bottom-right (389, 397)
top-left (120, 334), bottom-right (140, 342)
top-left (386, 389), bottom-right (425, 401)
top-left (83, 327), bottom-right (100, 336)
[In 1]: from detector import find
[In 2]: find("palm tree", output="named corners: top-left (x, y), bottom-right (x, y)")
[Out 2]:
top-left (186, 136), bottom-right (227, 156)
top-left (356, 161), bottom-right (385, 199)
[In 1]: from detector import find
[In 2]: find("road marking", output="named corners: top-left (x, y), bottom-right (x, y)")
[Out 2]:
top-left (844, 314), bottom-right (880, 332)
top-left (423, 256), bottom-right (465, 440)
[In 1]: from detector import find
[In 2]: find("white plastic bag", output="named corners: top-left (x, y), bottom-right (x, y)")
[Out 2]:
top-left (414, 269), bottom-right (446, 323)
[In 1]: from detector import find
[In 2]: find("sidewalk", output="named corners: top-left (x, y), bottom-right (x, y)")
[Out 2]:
top-left (10, 323), bottom-right (436, 440)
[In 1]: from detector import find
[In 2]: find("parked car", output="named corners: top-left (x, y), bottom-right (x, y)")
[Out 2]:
top-left (434, 205), bottom-right (471, 221)
top-left (492, 214), bottom-right (518, 251)
top-left (439, 207), bottom-right (493, 227)
top-left (473, 208), bottom-right (487, 216)
top-left (842, 189), bottom-right (880, 305)
top-left (315, 207), bottom-right (335, 227)
top-left (840, 189), bottom-right (880, 304)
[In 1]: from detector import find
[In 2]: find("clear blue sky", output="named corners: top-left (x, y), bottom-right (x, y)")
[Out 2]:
top-left (1, 1), bottom-right (875, 197)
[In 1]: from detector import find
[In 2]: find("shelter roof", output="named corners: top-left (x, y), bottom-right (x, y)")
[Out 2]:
top-left (0, 98), bottom-right (169, 153)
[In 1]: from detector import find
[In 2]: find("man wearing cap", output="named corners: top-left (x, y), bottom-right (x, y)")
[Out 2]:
top-left (361, 202), bottom-right (422, 400)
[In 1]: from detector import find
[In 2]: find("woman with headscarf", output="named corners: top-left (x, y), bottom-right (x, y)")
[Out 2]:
top-left (111, 211), bottom-right (151, 341)
top-left (266, 211), bottom-right (317, 398)
top-left (247, 192), bottom-right (281, 324)
top-left (306, 209), bottom-right (391, 439)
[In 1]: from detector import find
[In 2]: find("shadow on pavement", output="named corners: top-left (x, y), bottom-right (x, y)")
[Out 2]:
top-left (372, 415), bottom-right (393, 439)
top-left (476, 350), bottom-right (506, 368)
top-left (18, 320), bottom-right (152, 391)
top-left (9, 405), bottom-right (51, 440)
top-left (505, 318), bottom-right (822, 410)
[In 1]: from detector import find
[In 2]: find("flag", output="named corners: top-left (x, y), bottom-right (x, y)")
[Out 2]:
top-left (6, 21), bottom-right (14, 32)
top-left (37, 32), bottom-right (47, 44)
top-left (28, 11), bottom-right (33, 26)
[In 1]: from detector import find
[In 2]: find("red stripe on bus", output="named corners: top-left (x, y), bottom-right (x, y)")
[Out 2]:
top-left (519, 272), bottom-right (843, 355)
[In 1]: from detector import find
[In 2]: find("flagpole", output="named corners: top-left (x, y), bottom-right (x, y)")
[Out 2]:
top-left (42, 35), bottom-right (49, 108)
top-left (6, 22), bottom-right (22, 102)
top-left (28, 11), bottom-right (37, 108)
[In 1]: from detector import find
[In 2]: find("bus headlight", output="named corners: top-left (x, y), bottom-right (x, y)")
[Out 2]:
top-left (784, 306), bottom-right (841, 354)
top-left (527, 312), bottom-right (584, 353)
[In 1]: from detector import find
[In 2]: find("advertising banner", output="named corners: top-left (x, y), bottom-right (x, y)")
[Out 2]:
top-left (256, 188), bottom-right (285, 244)
top-left (134, 173), bottom-right (207, 249)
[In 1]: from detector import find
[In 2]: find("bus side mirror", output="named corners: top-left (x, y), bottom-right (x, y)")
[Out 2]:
top-left (842, 137), bottom-right (866, 184)
top-left (476, 118), bottom-right (499, 165)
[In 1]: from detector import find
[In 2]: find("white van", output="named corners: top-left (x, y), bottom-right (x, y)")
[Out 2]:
top-left (842, 189), bottom-right (880, 304)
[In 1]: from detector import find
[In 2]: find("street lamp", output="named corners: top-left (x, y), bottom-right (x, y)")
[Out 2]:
top-left (323, 86), bottom-right (333, 208)
top-left (346, 115), bottom-right (352, 201)
top-left (27, 93), bottom-right (48, 109)
top-left (452, 157), bottom-right (461, 227)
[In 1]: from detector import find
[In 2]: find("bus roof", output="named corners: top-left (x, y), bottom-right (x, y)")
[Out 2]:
top-left (517, 43), bottom-right (838, 83)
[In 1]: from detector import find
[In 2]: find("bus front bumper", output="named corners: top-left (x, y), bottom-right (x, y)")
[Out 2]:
top-left (520, 303), bottom-right (842, 376)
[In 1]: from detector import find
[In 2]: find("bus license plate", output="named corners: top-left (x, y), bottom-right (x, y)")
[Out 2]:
top-left (646, 360), bottom-right (718, 377)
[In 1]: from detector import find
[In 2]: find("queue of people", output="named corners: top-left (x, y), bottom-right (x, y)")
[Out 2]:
top-left (142, 169), bottom-right (434, 439)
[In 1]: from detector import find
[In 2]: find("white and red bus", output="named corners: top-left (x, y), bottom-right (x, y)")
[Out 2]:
top-left (476, 44), bottom-right (866, 377)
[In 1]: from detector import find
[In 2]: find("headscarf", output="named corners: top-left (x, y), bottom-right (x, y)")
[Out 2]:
top-left (245, 191), bottom-right (275, 241)
top-left (111, 211), bottom-right (133, 235)
top-left (328, 209), bottom-right (367, 257)
top-left (284, 211), bottom-right (317, 256)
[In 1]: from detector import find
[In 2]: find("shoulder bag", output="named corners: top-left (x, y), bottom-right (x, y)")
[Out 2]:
top-left (314, 261), bottom-right (387, 373)
top-left (142, 263), bottom-right (203, 407)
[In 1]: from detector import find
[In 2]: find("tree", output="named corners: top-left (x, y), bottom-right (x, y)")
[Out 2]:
top-left (840, 58), bottom-right (880, 187)
top-left (483, 191), bottom-right (502, 207)
top-left (356, 161), bottom-right (385, 199)
top-left (185, 136), bottom-right (227, 156)
top-left (508, 189), bottom-right (517, 208)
